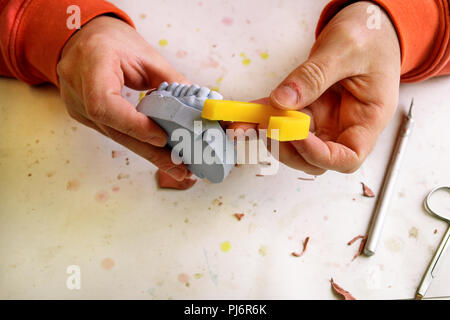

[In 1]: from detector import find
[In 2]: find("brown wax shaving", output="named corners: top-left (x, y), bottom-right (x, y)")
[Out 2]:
top-left (255, 174), bottom-right (264, 177)
top-left (361, 182), bottom-right (375, 197)
top-left (157, 169), bottom-right (197, 190)
top-left (297, 177), bottom-right (316, 181)
top-left (330, 278), bottom-right (356, 300)
top-left (347, 235), bottom-right (367, 261)
top-left (291, 237), bottom-right (310, 257)
top-left (234, 213), bottom-right (244, 221)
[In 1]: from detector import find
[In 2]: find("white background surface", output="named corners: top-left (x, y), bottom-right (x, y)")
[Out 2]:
top-left (0, 0), bottom-right (449, 299)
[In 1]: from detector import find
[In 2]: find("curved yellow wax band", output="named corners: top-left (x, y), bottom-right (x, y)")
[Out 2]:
top-left (202, 100), bottom-right (310, 141)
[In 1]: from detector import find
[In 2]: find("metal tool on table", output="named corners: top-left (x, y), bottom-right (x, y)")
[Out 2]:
top-left (416, 186), bottom-right (450, 299)
top-left (364, 99), bottom-right (415, 256)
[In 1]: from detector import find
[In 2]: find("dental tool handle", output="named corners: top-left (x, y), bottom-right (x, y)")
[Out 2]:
top-left (416, 225), bottom-right (450, 299)
top-left (364, 102), bottom-right (414, 256)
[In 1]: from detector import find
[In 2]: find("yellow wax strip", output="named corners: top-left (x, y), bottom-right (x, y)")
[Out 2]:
top-left (202, 100), bottom-right (310, 141)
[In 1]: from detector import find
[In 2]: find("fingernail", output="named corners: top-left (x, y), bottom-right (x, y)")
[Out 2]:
top-left (149, 136), bottom-right (167, 147)
top-left (271, 85), bottom-right (299, 107)
top-left (166, 167), bottom-right (187, 181)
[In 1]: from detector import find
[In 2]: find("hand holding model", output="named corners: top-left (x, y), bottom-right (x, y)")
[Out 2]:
top-left (251, 2), bottom-right (401, 176)
top-left (57, 16), bottom-right (190, 181)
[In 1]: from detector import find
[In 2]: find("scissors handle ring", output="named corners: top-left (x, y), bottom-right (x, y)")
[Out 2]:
top-left (424, 186), bottom-right (450, 221)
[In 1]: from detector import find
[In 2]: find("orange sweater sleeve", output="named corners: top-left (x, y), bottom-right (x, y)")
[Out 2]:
top-left (0, 0), bottom-right (134, 86)
top-left (316, 0), bottom-right (450, 83)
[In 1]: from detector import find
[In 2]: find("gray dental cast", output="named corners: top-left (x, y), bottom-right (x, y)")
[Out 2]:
top-left (137, 82), bottom-right (236, 183)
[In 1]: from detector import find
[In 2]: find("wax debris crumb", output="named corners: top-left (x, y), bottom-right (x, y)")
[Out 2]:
top-left (361, 182), bottom-right (375, 197)
top-left (434, 229), bottom-right (438, 234)
top-left (66, 179), bottom-right (80, 191)
top-left (117, 173), bottom-right (129, 180)
top-left (256, 174), bottom-right (264, 177)
top-left (347, 235), bottom-right (367, 261)
top-left (234, 213), bottom-right (245, 221)
top-left (298, 176), bottom-right (316, 181)
top-left (111, 150), bottom-right (126, 158)
top-left (409, 227), bottom-right (419, 239)
top-left (330, 278), bottom-right (356, 300)
top-left (291, 237), bottom-right (310, 257)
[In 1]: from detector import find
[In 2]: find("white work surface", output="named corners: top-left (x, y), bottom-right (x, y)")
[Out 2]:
top-left (0, 0), bottom-right (449, 300)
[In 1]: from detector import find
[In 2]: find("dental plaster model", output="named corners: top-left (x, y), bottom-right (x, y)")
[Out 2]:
top-left (136, 82), bottom-right (236, 183)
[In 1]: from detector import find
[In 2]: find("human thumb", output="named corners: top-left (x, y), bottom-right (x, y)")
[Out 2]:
top-left (270, 55), bottom-right (348, 110)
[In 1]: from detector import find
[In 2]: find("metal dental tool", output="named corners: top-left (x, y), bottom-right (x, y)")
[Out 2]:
top-left (416, 186), bottom-right (450, 299)
top-left (364, 99), bottom-right (415, 256)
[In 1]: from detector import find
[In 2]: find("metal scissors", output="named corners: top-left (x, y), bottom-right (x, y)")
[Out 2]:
top-left (416, 186), bottom-right (450, 299)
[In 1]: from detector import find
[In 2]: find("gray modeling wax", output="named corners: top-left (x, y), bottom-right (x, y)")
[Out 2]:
top-left (136, 82), bottom-right (236, 183)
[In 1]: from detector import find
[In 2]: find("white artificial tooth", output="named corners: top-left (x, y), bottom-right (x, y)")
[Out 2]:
top-left (180, 85), bottom-right (190, 97)
top-left (186, 85), bottom-right (200, 96)
top-left (173, 84), bottom-right (185, 97)
top-left (167, 82), bottom-right (179, 93)
top-left (158, 82), bottom-right (169, 91)
top-left (208, 90), bottom-right (223, 100)
top-left (197, 87), bottom-right (210, 98)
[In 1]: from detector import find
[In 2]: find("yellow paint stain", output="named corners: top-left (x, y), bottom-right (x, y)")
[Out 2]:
top-left (220, 241), bottom-right (232, 252)
top-left (240, 52), bottom-right (246, 58)
top-left (242, 58), bottom-right (251, 66)
top-left (216, 77), bottom-right (223, 84)
top-left (194, 273), bottom-right (203, 279)
top-left (158, 39), bottom-right (168, 47)
top-left (259, 246), bottom-right (268, 256)
top-left (211, 86), bottom-right (220, 92)
top-left (260, 52), bottom-right (269, 60)
top-left (139, 92), bottom-right (146, 102)
top-left (195, 28), bottom-right (200, 32)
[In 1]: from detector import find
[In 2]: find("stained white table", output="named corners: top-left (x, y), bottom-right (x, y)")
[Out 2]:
top-left (0, 0), bottom-right (449, 299)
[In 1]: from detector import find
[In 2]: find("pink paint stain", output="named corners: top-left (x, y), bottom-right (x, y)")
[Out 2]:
top-left (95, 190), bottom-right (110, 202)
top-left (101, 258), bottom-right (115, 270)
top-left (178, 273), bottom-right (190, 285)
top-left (221, 17), bottom-right (234, 26)
top-left (112, 186), bottom-right (120, 193)
top-left (176, 50), bottom-right (188, 59)
top-left (202, 57), bottom-right (219, 69)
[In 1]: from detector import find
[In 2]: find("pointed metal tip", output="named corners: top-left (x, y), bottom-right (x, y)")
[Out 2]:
top-left (407, 98), bottom-right (414, 118)
top-left (415, 293), bottom-right (423, 300)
